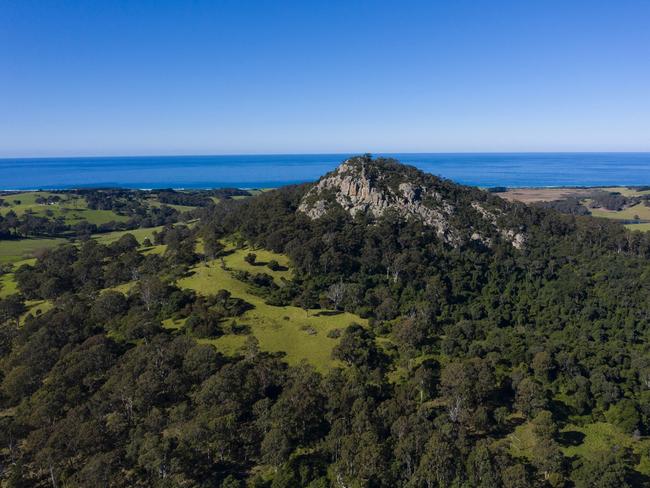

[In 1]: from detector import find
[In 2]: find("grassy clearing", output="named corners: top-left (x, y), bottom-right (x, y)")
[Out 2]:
top-left (0, 258), bottom-right (35, 297)
top-left (585, 187), bottom-right (650, 231)
top-left (63, 208), bottom-right (130, 225)
top-left (600, 187), bottom-right (650, 197)
top-left (509, 420), bottom-right (536, 461)
top-left (509, 419), bottom-right (650, 477)
top-left (177, 247), bottom-right (365, 371)
top-left (561, 422), bottom-right (650, 474)
top-left (591, 203), bottom-right (650, 221)
top-left (0, 191), bottom-right (129, 225)
top-left (0, 272), bottom-right (18, 298)
top-left (1, 224), bottom-right (167, 265)
top-left (106, 281), bottom-right (137, 294)
top-left (20, 300), bottom-right (53, 325)
top-left (626, 223), bottom-right (650, 232)
top-left (93, 226), bottom-right (165, 245)
top-left (0, 237), bottom-right (68, 264)
top-left (0, 191), bottom-right (61, 210)
top-left (146, 199), bottom-right (197, 213)
top-left (224, 244), bottom-right (292, 282)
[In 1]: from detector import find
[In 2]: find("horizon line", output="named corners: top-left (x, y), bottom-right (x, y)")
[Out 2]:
top-left (3, 150), bottom-right (650, 160)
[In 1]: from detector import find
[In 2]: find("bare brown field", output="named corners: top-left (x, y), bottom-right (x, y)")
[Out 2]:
top-left (499, 187), bottom-right (595, 204)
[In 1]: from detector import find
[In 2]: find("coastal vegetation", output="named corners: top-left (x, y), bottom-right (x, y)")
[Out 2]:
top-left (2, 157), bottom-right (650, 486)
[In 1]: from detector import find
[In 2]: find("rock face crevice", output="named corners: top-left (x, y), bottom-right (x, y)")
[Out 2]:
top-left (298, 157), bottom-right (526, 248)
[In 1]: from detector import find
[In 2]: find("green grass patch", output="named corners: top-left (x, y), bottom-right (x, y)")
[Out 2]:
top-left (163, 317), bottom-right (187, 330)
top-left (20, 300), bottom-right (53, 325)
top-left (0, 192), bottom-right (129, 225)
top-left (177, 249), bottom-right (365, 371)
top-left (600, 187), bottom-right (650, 197)
top-left (146, 198), bottom-right (198, 213)
top-left (626, 223), bottom-right (650, 232)
top-left (105, 281), bottom-right (137, 295)
top-left (561, 422), bottom-right (650, 475)
top-left (0, 272), bottom-right (18, 298)
top-left (1, 191), bottom-right (61, 210)
top-left (224, 244), bottom-right (292, 282)
top-left (591, 203), bottom-right (650, 221)
top-left (509, 419), bottom-right (536, 461)
top-left (93, 226), bottom-right (165, 245)
top-left (509, 419), bottom-right (650, 477)
top-left (0, 237), bottom-right (68, 264)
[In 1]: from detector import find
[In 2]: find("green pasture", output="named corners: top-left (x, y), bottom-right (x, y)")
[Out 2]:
top-left (626, 223), bottom-right (650, 232)
top-left (591, 203), bottom-right (650, 221)
top-left (509, 419), bottom-right (650, 478)
top-left (600, 186), bottom-right (650, 197)
top-left (0, 237), bottom-right (68, 264)
top-left (177, 246), bottom-right (364, 371)
top-left (0, 191), bottom-right (129, 225)
top-left (93, 226), bottom-right (165, 245)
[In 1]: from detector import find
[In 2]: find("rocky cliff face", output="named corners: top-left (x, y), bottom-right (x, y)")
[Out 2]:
top-left (298, 156), bottom-right (526, 248)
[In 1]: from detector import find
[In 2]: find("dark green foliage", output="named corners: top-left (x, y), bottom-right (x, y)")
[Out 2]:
top-left (572, 450), bottom-right (633, 487)
top-left (538, 197), bottom-right (591, 216)
top-left (0, 294), bottom-right (26, 324)
top-left (332, 323), bottom-right (387, 371)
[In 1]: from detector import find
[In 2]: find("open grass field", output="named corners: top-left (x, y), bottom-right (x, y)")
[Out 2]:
top-left (590, 202), bottom-right (650, 221)
top-left (177, 245), bottom-right (365, 371)
top-left (0, 237), bottom-right (68, 264)
top-left (627, 223), bottom-right (650, 232)
top-left (1, 191), bottom-right (62, 210)
top-left (145, 198), bottom-right (198, 213)
top-left (508, 419), bottom-right (536, 461)
top-left (562, 422), bottom-right (650, 471)
top-left (0, 271), bottom-right (18, 298)
top-left (0, 191), bottom-right (130, 225)
top-left (499, 186), bottom-right (650, 231)
top-left (509, 419), bottom-right (650, 478)
top-left (500, 188), bottom-right (594, 204)
top-left (21, 300), bottom-right (53, 325)
top-left (600, 186), bottom-right (650, 197)
top-left (501, 186), bottom-right (650, 205)
top-left (0, 190), bottom-right (203, 226)
top-left (223, 244), bottom-right (292, 282)
top-left (93, 220), bottom-right (196, 246)
top-left (93, 225), bottom-right (165, 245)
top-left (0, 258), bottom-right (35, 299)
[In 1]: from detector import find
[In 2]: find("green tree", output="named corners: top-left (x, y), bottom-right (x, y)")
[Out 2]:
top-left (515, 377), bottom-right (547, 418)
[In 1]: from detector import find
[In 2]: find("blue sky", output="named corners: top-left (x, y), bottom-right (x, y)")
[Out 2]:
top-left (1, 0), bottom-right (649, 157)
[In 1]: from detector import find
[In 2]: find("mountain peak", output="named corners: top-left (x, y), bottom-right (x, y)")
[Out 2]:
top-left (298, 156), bottom-right (526, 248)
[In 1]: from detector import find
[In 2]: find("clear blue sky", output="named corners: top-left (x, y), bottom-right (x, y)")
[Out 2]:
top-left (1, 0), bottom-right (649, 157)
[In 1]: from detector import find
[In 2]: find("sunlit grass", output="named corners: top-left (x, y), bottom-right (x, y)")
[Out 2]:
top-left (177, 247), bottom-right (364, 371)
top-left (0, 237), bottom-right (68, 264)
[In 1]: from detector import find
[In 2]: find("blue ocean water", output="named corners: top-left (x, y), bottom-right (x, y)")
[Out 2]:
top-left (1, 153), bottom-right (650, 190)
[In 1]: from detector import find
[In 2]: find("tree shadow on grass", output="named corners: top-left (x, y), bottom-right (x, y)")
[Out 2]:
top-left (558, 430), bottom-right (585, 447)
top-left (629, 469), bottom-right (650, 487)
top-left (549, 398), bottom-right (574, 423)
top-left (250, 261), bottom-right (289, 272)
top-left (314, 310), bottom-right (343, 317)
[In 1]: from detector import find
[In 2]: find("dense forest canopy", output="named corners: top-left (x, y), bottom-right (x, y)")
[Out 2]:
top-left (2, 157), bottom-right (650, 487)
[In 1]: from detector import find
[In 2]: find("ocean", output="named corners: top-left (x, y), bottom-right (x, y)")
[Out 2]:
top-left (2, 153), bottom-right (650, 190)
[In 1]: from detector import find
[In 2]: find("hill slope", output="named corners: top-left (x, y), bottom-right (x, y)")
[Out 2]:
top-left (4, 156), bottom-right (650, 486)
top-left (298, 156), bottom-right (526, 247)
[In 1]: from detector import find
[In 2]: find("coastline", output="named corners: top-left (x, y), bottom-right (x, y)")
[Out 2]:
top-left (2, 184), bottom-right (648, 192)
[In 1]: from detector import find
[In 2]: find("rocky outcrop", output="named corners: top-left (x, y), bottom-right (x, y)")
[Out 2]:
top-left (298, 157), bottom-right (526, 248)
top-left (298, 159), bottom-right (459, 242)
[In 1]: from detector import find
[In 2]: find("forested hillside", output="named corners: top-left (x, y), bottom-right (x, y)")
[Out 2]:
top-left (2, 157), bottom-right (650, 487)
